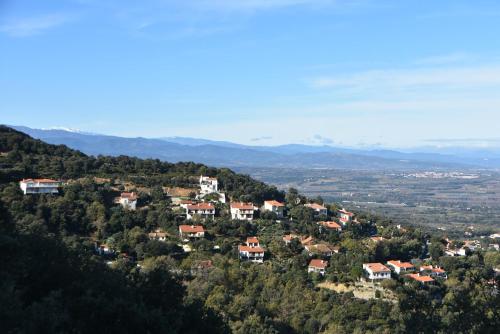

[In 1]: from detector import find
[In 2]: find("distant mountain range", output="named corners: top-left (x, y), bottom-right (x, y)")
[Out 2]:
top-left (10, 125), bottom-right (500, 170)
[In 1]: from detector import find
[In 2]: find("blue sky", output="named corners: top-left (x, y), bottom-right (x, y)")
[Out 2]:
top-left (2, 0), bottom-right (500, 147)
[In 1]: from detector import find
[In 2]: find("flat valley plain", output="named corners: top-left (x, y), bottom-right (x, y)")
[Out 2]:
top-left (236, 167), bottom-right (500, 233)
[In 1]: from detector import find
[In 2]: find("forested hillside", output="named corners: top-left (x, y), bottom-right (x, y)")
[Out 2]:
top-left (0, 125), bottom-right (499, 333)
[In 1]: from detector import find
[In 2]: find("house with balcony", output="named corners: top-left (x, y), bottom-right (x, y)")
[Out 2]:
top-left (19, 178), bottom-right (61, 195)
top-left (263, 200), bottom-right (285, 218)
top-left (119, 192), bottom-right (138, 210)
top-left (363, 263), bottom-right (392, 280)
top-left (230, 202), bottom-right (256, 221)
top-left (304, 203), bottom-right (328, 217)
top-left (308, 259), bottom-right (328, 276)
top-left (420, 265), bottom-right (447, 279)
top-left (387, 260), bottom-right (416, 274)
top-left (238, 239), bottom-right (265, 263)
top-left (186, 203), bottom-right (216, 220)
top-left (179, 225), bottom-right (205, 240)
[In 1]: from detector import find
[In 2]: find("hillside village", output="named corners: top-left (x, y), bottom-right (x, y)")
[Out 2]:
top-left (1, 126), bottom-right (500, 333)
top-left (17, 173), bottom-right (500, 287)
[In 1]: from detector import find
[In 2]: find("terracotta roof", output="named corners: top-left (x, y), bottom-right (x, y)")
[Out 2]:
top-left (407, 273), bottom-right (435, 283)
top-left (187, 203), bottom-right (215, 210)
top-left (370, 236), bottom-right (386, 242)
top-left (265, 200), bottom-right (284, 207)
top-left (121, 192), bottom-right (137, 200)
top-left (364, 263), bottom-right (391, 273)
top-left (387, 260), bottom-right (415, 269)
top-left (309, 259), bottom-right (328, 269)
top-left (231, 202), bottom-right (255, 210)
top-left (246, 237), bottom-right (259, 244)
top-left (239, 245), bottom-right (265, 253)
top-left (339, 209), bottom-right (354, 216)
top-left (305, 203), bottom-right (326, 210)
top-left (179, 225), bottom-right (205, 233)
top-left (320, 221), bottom-right (342, 230)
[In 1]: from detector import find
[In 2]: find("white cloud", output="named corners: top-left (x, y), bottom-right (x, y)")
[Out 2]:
top-left (0, 14), bottom-right (72, 37)
top-left (309, 64), bottom-right (500, 90)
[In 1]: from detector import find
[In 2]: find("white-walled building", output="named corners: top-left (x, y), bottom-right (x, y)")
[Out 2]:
top-left (308, 259), bottom-right (328, 275)
top-left (305, 203), bottom-right (328, 217)
top-left (119, 192), bottom-right (138, 210)
top-left (186, 203), bottom-right (216, 220)
top-left (387, 260), bottom-right (415, 274)
top-left (246, 237), bottom-right (260, 247)
top-left (363, 263), bottom-right (392, 280)
top-left (19, 178), bottom-right (60, 195)
top-left (338, 209), bottom-right (354, 225)
top-left (179, 225), bottom-right (205, 239)
top-left (148, 229), bottom-right (168, 242)
top-left (238, 245), bottom-right (265, 263)
top-left (263, 200), bottom-right (285, 218)
top-left (200, 175), bottom-right (218, 195)
top-left (230, 202), bottom-right (256, 221)
top-left (420, 265), bottom-right (447, 279)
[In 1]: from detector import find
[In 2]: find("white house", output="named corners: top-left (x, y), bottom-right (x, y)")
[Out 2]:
top-left (308, 259), bottom-right (328, 276)
top-left (199, 175), bottom-right (218, 195)
top-left (19, 178), bottom-right (60, 195)
top-left (148, 229), bottom-right (168, 242)
top-left (185, 203), bottom-right (216, 220)
top-left (119, 192), bottom-right (138, 210)
top-left (420, 265), bottom-right (447, 279)
top-left (238, 242), bottom-right (265, 263)
top-left (338, 209), bottom-right (354, 225)
top-left (305, 203), bottom-right (328, 217)
top-left (230, 202), bottom-right (256, 221)
top-left (245, 236), bottom-right (260, 247)
top-left (387, 260), bottom-right (415, 274)
top-left (179, 225), bottom-right (205, 240)
top-left (363, 263), bottom-right (392, 280)
top-left (263, 200), bottom-right (285, 218)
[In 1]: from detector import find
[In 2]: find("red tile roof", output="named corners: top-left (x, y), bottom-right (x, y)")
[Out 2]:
top-left (238, 245), bottom-right (265, 253)
top-left (246, 237), bottom-right (259, 244)
top-left (179, 225), bottom-right (205, 233)
top-left (309, 259), bottom-right (328, 269)
top-left (187, 203), bottom-right (215, 210)
top-left (121, 192), bottom-right (137, 200)
top-left (231, 202), bottom-right (255, 210)
top-left (320, 221), bottom-right (342, 230)
top-left (339, 209), bottom-right (354, 216)
top-left (364, 263), bottom-right (391, 273)
top-left (387, 260), bottom-right (415, 269)
top-left (407, 273), bottom-right (435, 283)
top-left (265, 200), bottom-right (284, 207)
